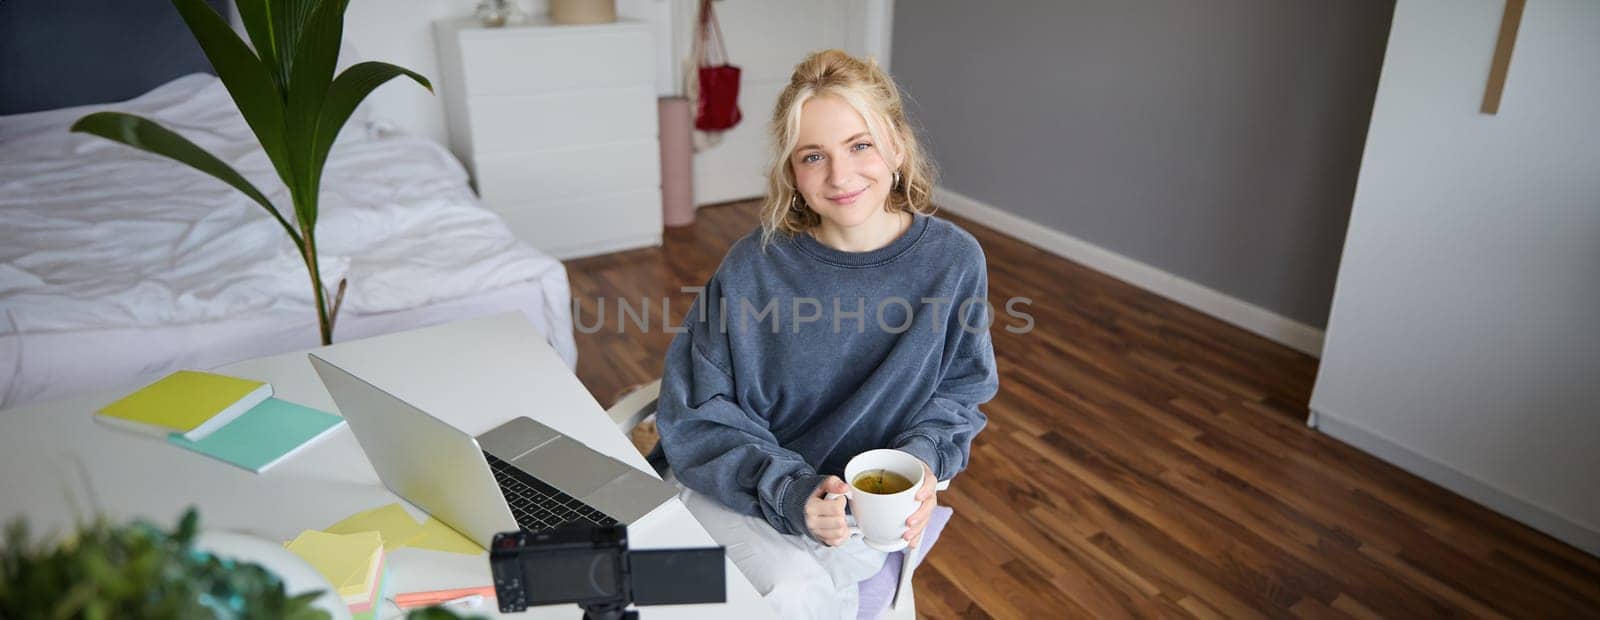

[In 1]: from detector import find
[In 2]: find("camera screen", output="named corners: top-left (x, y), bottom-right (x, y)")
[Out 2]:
top-left (629, 548), bottom-right (727, 606)
top-left (520, 547), bottom-right (623, 605)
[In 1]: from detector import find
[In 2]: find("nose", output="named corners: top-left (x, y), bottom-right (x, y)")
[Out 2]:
top-left (826, 156), bottom-right (850, 188)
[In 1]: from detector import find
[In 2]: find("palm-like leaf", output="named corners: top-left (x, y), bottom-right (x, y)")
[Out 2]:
top-left (68, 112), bottom-right (301, 246)
top-left (69, 0), bottom-right (430, 345)
top-left (283, 0), bottom-right (345, 230)
top-left (314, 62), bottom-right (432, 189)
top-left (233, 0), bottom-right (324, 96)
top-left (171, 0), bottom-right (294, 191)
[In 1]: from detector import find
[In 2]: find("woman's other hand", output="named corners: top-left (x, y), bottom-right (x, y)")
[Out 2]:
top-left (806, 476), bottom-right (851, 546)
top-left (904, 461), bottom-right (937, 548)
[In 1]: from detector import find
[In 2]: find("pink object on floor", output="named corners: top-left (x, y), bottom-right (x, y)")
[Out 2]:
top-left (856, 505), bottom-right (954, 619)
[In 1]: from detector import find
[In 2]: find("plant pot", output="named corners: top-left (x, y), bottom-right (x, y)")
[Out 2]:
top-left (192, 531), bottom-right (352, 620)
top-left (550, 0), bottom-right (617, 24)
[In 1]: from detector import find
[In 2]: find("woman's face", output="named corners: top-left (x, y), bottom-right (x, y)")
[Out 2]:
top-left (790, 95), bottom-right (902, 231)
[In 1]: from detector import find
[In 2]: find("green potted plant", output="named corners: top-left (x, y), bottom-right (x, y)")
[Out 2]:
top-left (70, 0), bottom-right (432, 346)
top-left (0, 508), bottom-right (328, 618)
top-left (0, 508), bottom-right (478, 619)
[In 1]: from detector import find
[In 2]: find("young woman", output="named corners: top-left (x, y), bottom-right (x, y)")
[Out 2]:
top-left (653, 49), bottom-right (998, 619)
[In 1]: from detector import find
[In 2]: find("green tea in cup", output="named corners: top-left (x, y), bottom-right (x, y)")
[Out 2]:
top-left (851, 469), bottom-right (914, 495)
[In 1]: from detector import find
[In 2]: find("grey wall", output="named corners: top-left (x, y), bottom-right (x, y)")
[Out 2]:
top-left (891, 0), bottom-right (1393, 328)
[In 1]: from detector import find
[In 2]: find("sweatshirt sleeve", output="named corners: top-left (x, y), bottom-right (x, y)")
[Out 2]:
top-left (654, 284), bottom-right (829, 539)
top-left (892, 249), bottom-right (999, 481)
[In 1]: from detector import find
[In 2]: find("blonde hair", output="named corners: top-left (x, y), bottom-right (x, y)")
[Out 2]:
top-left (759, 49), bottom-right (937, 248)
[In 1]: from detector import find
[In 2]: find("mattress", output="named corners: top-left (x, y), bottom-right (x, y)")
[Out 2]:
top-left (0, 74), bottom-right (577, 409)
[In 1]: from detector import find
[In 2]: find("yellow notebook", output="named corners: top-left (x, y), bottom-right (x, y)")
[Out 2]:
top-left (95, 370), bottom-right (272, 441)
top-left (283, 530), bottom-right (384, 601)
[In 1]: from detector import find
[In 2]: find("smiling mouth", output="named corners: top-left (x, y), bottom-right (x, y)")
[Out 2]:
top-left (827, 187), bottom-right (868, 201)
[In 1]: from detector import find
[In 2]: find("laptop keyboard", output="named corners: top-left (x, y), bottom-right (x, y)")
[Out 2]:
top-left (484, 452), bottom-right (619, 532)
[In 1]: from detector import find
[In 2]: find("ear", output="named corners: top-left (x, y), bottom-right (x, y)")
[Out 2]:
top-left (868, 111), bottom-right (908, 171)
top-left (886, 124), bottom-right (908, 170)
top-left (883, 131), bottom-right (907, 171)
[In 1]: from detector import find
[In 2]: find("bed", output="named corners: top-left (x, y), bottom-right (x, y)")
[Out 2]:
top-left (0, 72), bottom-right (579, 409)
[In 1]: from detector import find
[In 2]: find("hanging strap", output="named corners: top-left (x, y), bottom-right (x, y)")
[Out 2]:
top-left (695, 0), bottom-right (730, 68)
top-left (685, 0), bottom-right (730, 148)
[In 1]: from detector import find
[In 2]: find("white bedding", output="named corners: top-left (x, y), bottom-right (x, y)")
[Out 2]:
top-left (0, 74), bottom-right (577, 408)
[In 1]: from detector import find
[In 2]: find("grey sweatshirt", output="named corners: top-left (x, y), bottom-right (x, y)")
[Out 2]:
top-left (654, 212), bottom-right (999, 540)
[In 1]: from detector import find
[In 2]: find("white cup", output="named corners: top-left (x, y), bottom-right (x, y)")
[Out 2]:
top-left (825, 449), bottom-right (927, 552)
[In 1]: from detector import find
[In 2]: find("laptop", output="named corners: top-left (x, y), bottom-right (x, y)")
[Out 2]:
top-left (308, 353), bottom-right (679, 548)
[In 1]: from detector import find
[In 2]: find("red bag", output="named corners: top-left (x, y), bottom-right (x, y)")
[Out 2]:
top-left (692, 0), bottom-right (742, 131)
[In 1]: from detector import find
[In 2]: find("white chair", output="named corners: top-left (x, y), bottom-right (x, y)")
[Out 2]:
top-left (604, 379), bottom-right (924, 620)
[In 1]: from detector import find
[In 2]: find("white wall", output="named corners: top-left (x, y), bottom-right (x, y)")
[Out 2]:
top-left (1311, 0), bottom-right (1600, 556)
top-left (335, 0), bottom-right (673, 146)
top-left (233, 0), bottom-right (891, 204)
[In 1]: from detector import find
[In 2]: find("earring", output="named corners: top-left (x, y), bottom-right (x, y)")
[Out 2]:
top-left (892, 171), bottom-right (902, 190)
top-left (790, 194), bottom-right (804, 211)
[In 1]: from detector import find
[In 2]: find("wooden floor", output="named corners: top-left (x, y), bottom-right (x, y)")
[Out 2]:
top-left (564, 200), bottom-right (1600, 619)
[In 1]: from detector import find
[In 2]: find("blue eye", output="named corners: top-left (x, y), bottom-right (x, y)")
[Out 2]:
top-left (802, 153), bottom-right (822, 164)
top-left (853, 142), bottom-right (872, 151)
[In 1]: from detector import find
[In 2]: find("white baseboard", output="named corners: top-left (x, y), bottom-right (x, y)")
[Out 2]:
top-left (933, 186), bottom-right (1325, 357)
top-left (1314, 408), bottom-right (1600, 557)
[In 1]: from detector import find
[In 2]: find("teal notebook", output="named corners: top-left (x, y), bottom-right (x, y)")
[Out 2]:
top-left (168, 398), bottom-right (345, 473)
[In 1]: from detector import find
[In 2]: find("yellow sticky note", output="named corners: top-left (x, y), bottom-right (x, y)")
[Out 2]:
top-left (283, 530), bottom-right (384, 597)
top-left (325, 503), bottom-right (422, 551)
top-left (405, 517), bottom-right (484, 555)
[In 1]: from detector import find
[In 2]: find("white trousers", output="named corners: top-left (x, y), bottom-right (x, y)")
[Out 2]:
top-left (675, 481), bottom-right (888, 620)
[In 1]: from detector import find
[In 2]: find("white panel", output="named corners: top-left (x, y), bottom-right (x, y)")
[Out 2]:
top-left (476, 140), bottom-right (662, 206)
top-left (495, 189), bottom-right (664, 259)
top-left (1311, 0), bottom-right (1600, 555)
top-left (863, 0), bottom-right (894, 69)
top-left (466, 86), bottom-right (657, 154)
top-left (459, 23), bottom-right (654, 96)
top-left (615, 0), bottom-right (679, 96)
top-left (433, 20), bottom-right (477, 172)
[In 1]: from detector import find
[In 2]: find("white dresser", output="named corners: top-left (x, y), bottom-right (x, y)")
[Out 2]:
top-left (434, 17), bottom-right (662, 260)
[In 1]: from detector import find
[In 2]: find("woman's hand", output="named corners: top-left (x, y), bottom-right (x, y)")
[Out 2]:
top-left (806, 476), bottom-right (852, 546)
top-left (904, 461), bottom-right (938, 548)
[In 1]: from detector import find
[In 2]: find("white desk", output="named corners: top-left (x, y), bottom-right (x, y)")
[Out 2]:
top-left (0, 313), bottom-right (769, 619)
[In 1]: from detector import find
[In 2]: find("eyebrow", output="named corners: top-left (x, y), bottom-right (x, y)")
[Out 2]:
top-left (796, 132), bottom-right (871, 153)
